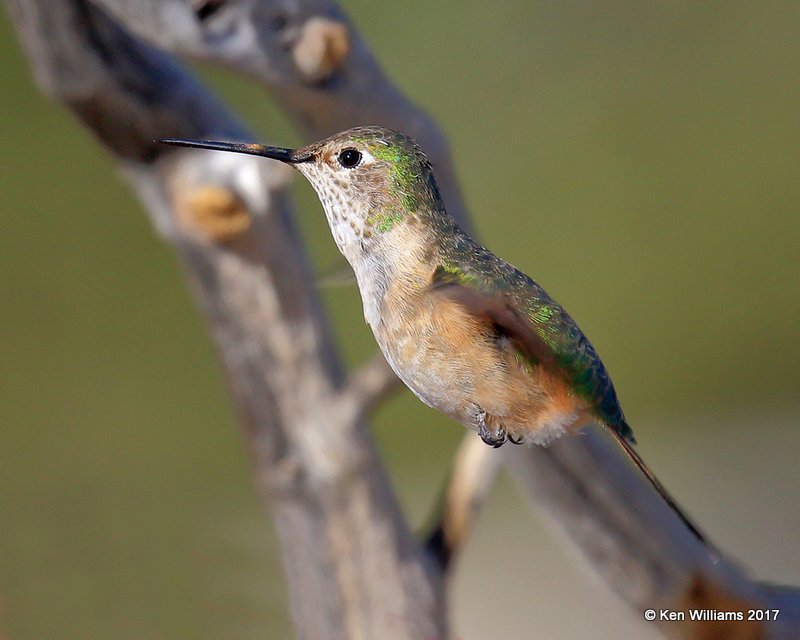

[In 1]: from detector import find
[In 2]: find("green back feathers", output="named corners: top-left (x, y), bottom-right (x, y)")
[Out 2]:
top-left (432, 241), bottom-right (630, 437)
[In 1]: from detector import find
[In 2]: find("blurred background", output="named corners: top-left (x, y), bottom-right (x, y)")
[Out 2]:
top-left (1, 1), bottom-right (798, 638)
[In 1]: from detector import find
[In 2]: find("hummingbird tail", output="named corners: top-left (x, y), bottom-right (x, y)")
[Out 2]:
top-left (609, 428), bottom-right (717, 556)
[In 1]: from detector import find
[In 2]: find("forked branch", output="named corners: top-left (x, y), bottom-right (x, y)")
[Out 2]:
top-left (7, 0), bottom-right (800, 638)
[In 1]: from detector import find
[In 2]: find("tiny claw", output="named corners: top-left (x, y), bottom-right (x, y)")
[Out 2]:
top-left (478, 423), bottom-right (507, 448)
top-left (508, 433), bottom-right (525, 445)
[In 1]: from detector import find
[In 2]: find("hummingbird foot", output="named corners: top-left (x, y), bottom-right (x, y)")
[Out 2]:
top-left (508, 433), bottom-right (525, 445)
top-left (475, 410), bottom-right (507, 448)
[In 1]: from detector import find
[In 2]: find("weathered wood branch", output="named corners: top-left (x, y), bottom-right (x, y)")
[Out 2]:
top-left (337, 352), bottom-right (402, 420)
top-left (7, 0), bottom-right (800, 638)
top-left (507, 429), bottom-right (800, 638)
top-left (425, 436), bottom-right (502, 572)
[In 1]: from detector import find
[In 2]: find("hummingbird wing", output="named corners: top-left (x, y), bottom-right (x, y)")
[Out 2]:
top-left (430, 257), bottom-right (720, 550)
top-left (430, 259), bottom-right (633, 442)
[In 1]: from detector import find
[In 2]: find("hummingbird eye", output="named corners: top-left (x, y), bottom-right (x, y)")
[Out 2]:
top-left (337, 148), bottom-right (362, 169)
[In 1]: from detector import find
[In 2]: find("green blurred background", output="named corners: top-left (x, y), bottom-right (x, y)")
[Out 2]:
top-left (1, 1), bottom-right (798, 638)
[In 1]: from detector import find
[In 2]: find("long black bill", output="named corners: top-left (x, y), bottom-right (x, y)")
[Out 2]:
top-left (157, 138), bottom-right (310, 163)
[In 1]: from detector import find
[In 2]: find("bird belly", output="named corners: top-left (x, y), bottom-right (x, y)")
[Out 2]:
top-left (375, 295), bottom-right (588, 444)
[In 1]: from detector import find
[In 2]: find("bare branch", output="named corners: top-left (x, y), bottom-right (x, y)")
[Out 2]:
top-left (8, 0), bottom-right (800, 638)
top-left (339, 353), bottom-right (403, 421)
top-left (425, 436), bottom-right (502, 572)
top-left (508, 428), bottom-right (800, 638)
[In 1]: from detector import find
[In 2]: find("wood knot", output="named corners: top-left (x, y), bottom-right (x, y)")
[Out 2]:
top-left (190, 0), bottom-right (226, 22)
top-left (178, 185), bottom-right (251, 243)
top-left (292, 17), bottom-right (349, 83)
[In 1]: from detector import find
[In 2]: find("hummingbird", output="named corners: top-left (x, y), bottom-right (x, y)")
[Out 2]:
top-left (160, 127), bottom-right (708, 546)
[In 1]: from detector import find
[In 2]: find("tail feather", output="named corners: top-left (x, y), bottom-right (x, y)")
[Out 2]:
top-left (609, 428), bottom-right (716, 556)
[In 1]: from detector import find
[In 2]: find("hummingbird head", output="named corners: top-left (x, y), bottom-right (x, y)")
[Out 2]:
top-left (292, 127), bottom-right (444, 254)
top-left (160, 127), bottom-right (444, 264)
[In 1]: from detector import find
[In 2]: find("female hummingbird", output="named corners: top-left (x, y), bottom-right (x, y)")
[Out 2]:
top-left (161, 127), bottom-right (708, 545)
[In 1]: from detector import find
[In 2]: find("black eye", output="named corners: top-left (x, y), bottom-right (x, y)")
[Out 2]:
top-left (337, 148), bottom-right (362, 169)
